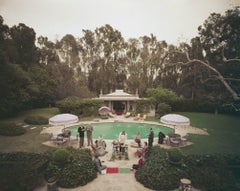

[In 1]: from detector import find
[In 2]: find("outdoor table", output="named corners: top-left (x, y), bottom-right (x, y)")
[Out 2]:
top-left (180, 178), bottom-right (191, 191)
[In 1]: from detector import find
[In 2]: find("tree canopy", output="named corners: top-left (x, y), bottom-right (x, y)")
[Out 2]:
top-left (0, 6), bottom-right (240, 118)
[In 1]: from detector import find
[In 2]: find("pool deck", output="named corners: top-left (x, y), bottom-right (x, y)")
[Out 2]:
top-left (36, 115), bottom-right (206, 191)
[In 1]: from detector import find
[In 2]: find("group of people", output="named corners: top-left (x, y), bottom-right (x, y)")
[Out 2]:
top-left (131, 128), bottom-right (166, 172)
top-left (77, 124), bottom-right (166, 174)
top-left (78, 124), bottom-right (108, 174)
top-left (78, 124), bottom-right (108, 156)
top-left (78, 123), bottom-right (94, 148)
top-left (131, 128), bottom-right (154, 172)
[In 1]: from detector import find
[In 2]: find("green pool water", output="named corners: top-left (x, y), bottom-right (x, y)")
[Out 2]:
top-left (66, 122), bottom-right (172, 140)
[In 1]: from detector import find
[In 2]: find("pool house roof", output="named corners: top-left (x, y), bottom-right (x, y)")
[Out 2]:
top-left (98, 89), bottom-right (140, 101)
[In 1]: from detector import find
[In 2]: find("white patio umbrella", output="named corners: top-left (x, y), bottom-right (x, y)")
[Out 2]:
top-left (160, 114), bottom-right (190, 126)
top-left (98, 106), bottom-right (111, 115)
top-left (49, 113), bottom-right (79, 126)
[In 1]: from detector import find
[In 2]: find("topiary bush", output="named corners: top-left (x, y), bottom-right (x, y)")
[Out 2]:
top-left (135, 146), bottom-right (239, 191)
top-left (45, 147), bottom-right (97, 188)
top-left (24, 115), bottom-right (48, 125)
top-left (167, 148), bottom-right (183, 165)
top-left (136, 146), bottom-right (184, 190)
top-left (53, 148), bottom-right (70, 165)
top-left (0, 152), bottom-right (48, 191)
top-left (0, 122), bottom-right (26, 136)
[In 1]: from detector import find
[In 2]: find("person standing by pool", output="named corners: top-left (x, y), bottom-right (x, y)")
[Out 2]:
top-left (148, 128), bottom-right (154, 147)
top-left (158, 131), bottom-right (165, 144)
top-left (119, 131), bottom-right (127, 153)
top-left (78, 124), bottom-right (85, 148)
top-left (86, 123), bottom-right (93, 146)
top-left (134, 131), bottom-right (141, 147)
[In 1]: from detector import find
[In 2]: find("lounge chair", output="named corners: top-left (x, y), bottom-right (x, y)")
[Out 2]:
top-left (134, 113), bottom-right (141, 120)
top-left (125, 112), bottom-right (131, 118)
top-left (108, 112), bottom-right (116, 118)
top-left (56, 136), bottom-right (68, 146)
top-left (181, 134), bottom-right (189, 145)
top-left (142, 114), bottom-right (147, 120)
top-left (170, 137), bottom-right (181, 147)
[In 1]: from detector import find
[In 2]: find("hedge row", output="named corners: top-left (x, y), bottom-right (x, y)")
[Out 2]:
top-left (136, 146), bottom-right (240, 191)
top-left (0, 148), bottom-right (97, 190)
top-left (56, 96), bottom-right (103, 117)
top-left (0, 152), bottom-right (48, 191)
top-left (171, 98), bottom-right (239, 114)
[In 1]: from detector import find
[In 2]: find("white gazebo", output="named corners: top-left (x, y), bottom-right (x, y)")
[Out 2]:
top-left (97, 89), bottom-right (140, 115)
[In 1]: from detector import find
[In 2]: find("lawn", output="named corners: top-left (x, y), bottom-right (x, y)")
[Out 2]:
top-left (0, 109), bottom-right (240, 156)
top-left (180, 112), bottom-right (240, 155)
top-left (0, 107), bottom-right (60, 153)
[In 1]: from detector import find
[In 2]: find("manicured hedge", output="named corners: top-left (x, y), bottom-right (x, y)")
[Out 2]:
top-left (24, 115), bottom-right (49, 125)
top-left (56, 96), bottom-right (103, 117)
top-left (0, 148), bottom-right (97, 190)
top-left (44, 147), bottom-right (97, 188)
top-left (0, 152), bottom-right (48, 191)
top-left (135, 146), bottom-right (239, 191)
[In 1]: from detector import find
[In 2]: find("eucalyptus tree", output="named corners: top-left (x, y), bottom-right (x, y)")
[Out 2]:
top-left (10, 23), bottom-right (37, 69)
top-left (125, 38), bottom-right (142, 94)
top-left (126, 34), bottom-right (168, 96)
top-left (166, 7), bottom-right (240, 111)
top-left (80, 24), bottom-right (126, 94)
top-left (59, 34), bottom-right (80, 69)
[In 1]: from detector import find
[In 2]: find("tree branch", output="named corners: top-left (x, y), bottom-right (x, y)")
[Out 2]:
top-left (221, 44), bottom-right (240, 63)
top-left (176, 51), bottom-right (240, 101)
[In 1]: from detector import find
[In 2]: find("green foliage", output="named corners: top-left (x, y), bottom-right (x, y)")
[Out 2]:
top-left (135, 99), bottom-right (152, 114)
top-left (156, 103), bottom-right (171, 118)
top-left (24, 115), bottom-right (48, 125)
top-left (0, 152), bottom-right (48, 191)
top-left (136, 146), bottom-right (181, 190)
top-left (147, 87), bottom-right (178, 105)
top-left (53, 148), bottom-right (70, 165)
top-left (0, 122), bottom-right (26, 136)
top-left (46, 147), bottom-right (97, 188)
top-left (56, 97), bottom-right (103, 117)
top-left (136, 147), bottom-right (239, 191)
top-left (167, 148), bottom-right (183, 164)
top-left (184, 154), bottom-right (237, 191)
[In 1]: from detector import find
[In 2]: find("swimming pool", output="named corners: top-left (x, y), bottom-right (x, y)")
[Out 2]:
top-left (66, 122), bottom-right (172, 140)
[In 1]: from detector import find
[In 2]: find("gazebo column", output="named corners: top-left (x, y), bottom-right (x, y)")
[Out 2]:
top-left (109, 101), bottom-right (113, 111)
top-left (126, 101), bottom-right (129, 112)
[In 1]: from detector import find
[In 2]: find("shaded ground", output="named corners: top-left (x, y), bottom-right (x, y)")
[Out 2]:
top-left (0, 125), bottom-right (50, 153)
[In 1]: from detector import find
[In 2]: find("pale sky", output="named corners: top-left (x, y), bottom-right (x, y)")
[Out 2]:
top-left (0, 0), bottom-right (239, 44)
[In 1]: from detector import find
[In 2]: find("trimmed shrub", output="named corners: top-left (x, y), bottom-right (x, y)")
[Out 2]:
top-left (0, 122), bottom-right (26, 136)
top-left (0, 152), bottom-right (48, 191)
top-left (136, 146), bottom-right (183, 190)
top-left (24, 115), bottom-right (48, 125)
top-left (167, 148), bottom-right (183, 164)
top-left (156, 102), bottom-right (171, 118)
top-left (135, 99), bottom-right (152, 114)
top-left (56, 97), bottom-right (103, 117)
top-left (45, 147), bottom-right (97, 188)
top-left (53, 148), bottom-right (70, 165)
top-left (135, 147), bottom-right (238, 191)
